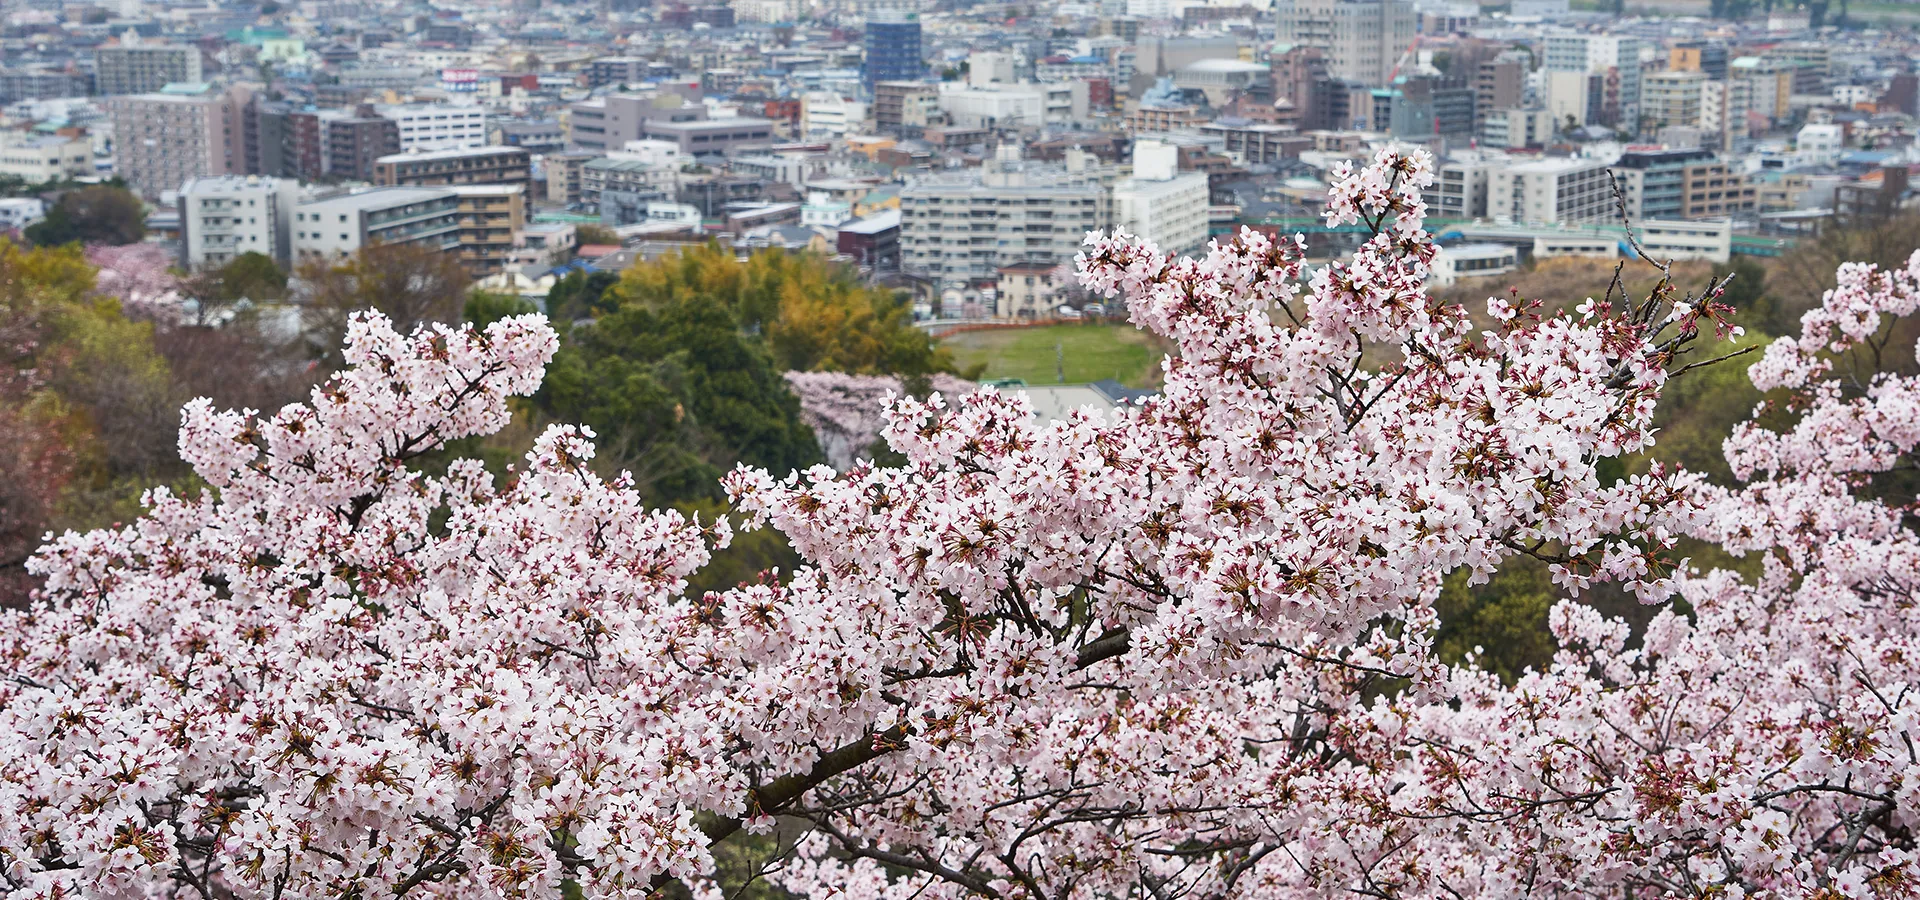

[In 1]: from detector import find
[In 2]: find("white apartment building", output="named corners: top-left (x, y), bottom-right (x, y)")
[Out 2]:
top-left (1275, 0), bottom-right (1416, 86)
top-left (901, 147), bottom-right (1112, 283)
top-left (1110, 140), bottom-right (1210, 257)
top-left (1634, 219), bottom-right (1731, 263)
top-left (1489, 156), bottom-right (1615, 225)
top-left (1797, 123), bottom-right (1843, 166)
top-left (292, 187), bottom-right (461, 263)
top-left (1423, 158), bottom-right (1492, 219)
top-left (0, 133), bottom-right (91, 182)
top-left (968, 51), bottom-right (1019, 87)
top-left (93, 42), bottom-right (202, 96)
top-left (374, 104), bottom-right (488, 154)
top-left (179, 175), bottom-right (299, 271)
top-left (1543, 33), bottom-right (1643, 126)
top-left (800, 92), bottom-right (869, 136)
top-left (1480, 107), bottom-right (1554, 149)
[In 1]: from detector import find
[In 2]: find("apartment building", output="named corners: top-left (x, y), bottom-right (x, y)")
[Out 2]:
top-left (1198, 121), bottom-right (1310, 163)
top-left (374, 104), bottom-right (488, 153)
top-left (449, 185), bottom-right (524, 278)
top-left (545, 151), bottom-right (600, 206)
top-left (1475, 57), bottom-right (1526, 128)
top-left (325, 114), bottom-right (402, 182)
top-left (107, 83), bottom-right (251, 198)
top-left (1641, 70), bottom-right (1708, 132)
top-left (1110, 141), bottom-right (1210, 258)
top-left (292, 187), bottom-right (461, 262)
top-left (0, 69), bottom-right (88, 104)
top-left (1422, 158), bottom-right (1491, 219)
top-left (1480, 107), bottom-right (1554, 149)
top-left (371, 146), bottom-right (531, 189)
top-left (874, 81), bottom-right (940, 129)
top-left (1702, 79), bottom-right (1752, 151)
top-left (901, 148), bottom-right (1111, 283)
top-left (1274, 0), bottom-right (1416, 86)
top-left (0, 133), bottom-right (90, 183)
top-left (178, 175), bottom-right (298, 270)
top-left (580, 157), bottom-right (674, 207)
top-left (1489, 156), bottom-right (1615, 225)
top-left (93, 43), bottom-right (201, 96)
top-left (1542, 33), bottom-right (1642, 126)
top-left (801, 93), bottom-right (869, 136)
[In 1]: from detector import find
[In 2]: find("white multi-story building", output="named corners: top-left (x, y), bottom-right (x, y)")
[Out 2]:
top-left (1702, 79), bottom-right (1752, 151)
top-left (1488, 156), bottom-right (1615, 225)
top-left (1274, 0), bottom-right (1416, 86)
top-left (901, 146), bottom-right (1111, 283)
top-left (731, 0), bottom-right (797, 22)
top-left (1833, 84), bottom-right (1872, 107)
top-left (1634, 218), bottom-right (1731, 263)
top-left (800, 92), bottom-right (869, 136)
top-left (1543, 33), bottom-right (1643, 127)
top-left (1480, 107), bottom-right (1555, 149)
top-left (0, 132), bottom-right (91, 182)
top-left (179, 175), bottom-right (299, 271)
top-left (93, 41), bottom-right (202, 96)
top-left (292, 187), bottom-right (461, 263)
top-left (1797, 123), bottom-right (1844, 166)
top-left (938, 84), bottom-right (1046, 128)
top-left (1110, 140), bottom-right (1209, 258)
top-left (374, 104), bottom-right (488, 154)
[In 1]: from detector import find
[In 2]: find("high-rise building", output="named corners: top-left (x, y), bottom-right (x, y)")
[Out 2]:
top-left (93, 43), bottom-right (201, 96)
top-left (1543, 33), bottom-right (1642, 128)
top-left (1274, 0), bottom-right (1416, 87)
top-left (178, 175), bottom-right (299, 270)
top-left (1475, 57), bottom-right (1526, 128)
top-left (325, 114), bottom-right (403, 182)
top-left (864, 15), bottom-right (924, 95)
top-left (1641, 70), bottom-right (1708, 132)
top-left (107, 83), bottom-right (251, 199)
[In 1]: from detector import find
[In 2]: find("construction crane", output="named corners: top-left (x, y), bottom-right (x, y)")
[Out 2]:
top-left (1384, 35), bottom-right (1422, 84)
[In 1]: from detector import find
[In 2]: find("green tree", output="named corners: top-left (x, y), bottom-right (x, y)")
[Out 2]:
top-left (25, 185), bottom-right (147, 247)
top-left (539, 296), bottom-right (821, 504)
top-left (463, 290), bottom-right (538, 329)
top-left (544, 269), bottom-right (621, 323)
top-left (612, 244), bottom-right (955, 377)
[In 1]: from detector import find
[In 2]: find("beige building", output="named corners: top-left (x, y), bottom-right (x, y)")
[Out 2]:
top-left (372, 146), bottom-right (531, 189)
top-left (995, 263), bottom-right (1068, 319)
top-left (901, 147), bottom-right (1111, 283)
top-left (1275, 0), bottom-right (1416, 86)
top-left (107, 83), bottom-right (250, 198)
top-left (450, 185), bottom-right (525, 278)
top-left (1641, 70), bottom-right (1708, 132)
top-left (0, 132), bottom-right (91, 183)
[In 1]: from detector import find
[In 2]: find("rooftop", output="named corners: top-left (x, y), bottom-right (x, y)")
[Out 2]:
top-left (300, 187), bottom-right (457, 210)
top-left (375, 145), bottom-right (528, 165)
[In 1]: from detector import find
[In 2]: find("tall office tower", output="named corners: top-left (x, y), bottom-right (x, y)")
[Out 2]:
top-left (94, 42), bottom-right (202, 96)
top-left (1274, 0), bottom-right (1416, 87)
top-left (863, 15), bottom-right (923, 96)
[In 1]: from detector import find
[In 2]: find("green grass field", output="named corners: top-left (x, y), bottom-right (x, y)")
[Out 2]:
top-left (939, 323), bottom-right (1168, 388)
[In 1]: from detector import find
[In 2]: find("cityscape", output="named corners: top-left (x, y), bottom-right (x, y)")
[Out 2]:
top-left (9, 1), bottom-right (1920, 897)
top-left (0, 0), bottom-right (1903, 318)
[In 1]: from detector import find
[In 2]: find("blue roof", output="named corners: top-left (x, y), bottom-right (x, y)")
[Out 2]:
top-left (547, 259), bottom-right (599, 277)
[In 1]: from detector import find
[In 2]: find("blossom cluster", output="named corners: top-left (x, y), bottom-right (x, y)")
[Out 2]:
top-left (0, 147), bottom-right (1904, 900)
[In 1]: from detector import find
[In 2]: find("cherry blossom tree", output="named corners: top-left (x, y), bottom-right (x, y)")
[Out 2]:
top-left (783, 371), bottom-right (977, 469)
top-left (1, 147), bottom-right (1864, 900)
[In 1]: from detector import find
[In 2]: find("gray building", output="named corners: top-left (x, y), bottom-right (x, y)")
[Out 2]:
top-left (108, 83), bottom-right (251, 199)
top-left (567, 94), bottom-right (708, 153)
top-left (638, 118), bottom-right (775, 157)
top-left (93, 44), bottom-right (202, 96)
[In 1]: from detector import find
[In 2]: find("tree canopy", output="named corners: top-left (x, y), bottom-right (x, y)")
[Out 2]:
top-left (7, 151), bottom-right (1920, 899)
top-left (23, 184), bottom-right (146, 247)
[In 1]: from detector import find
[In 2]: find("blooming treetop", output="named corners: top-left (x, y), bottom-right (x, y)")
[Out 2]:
top-left (3, 147), bottom-right (1891, 900)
